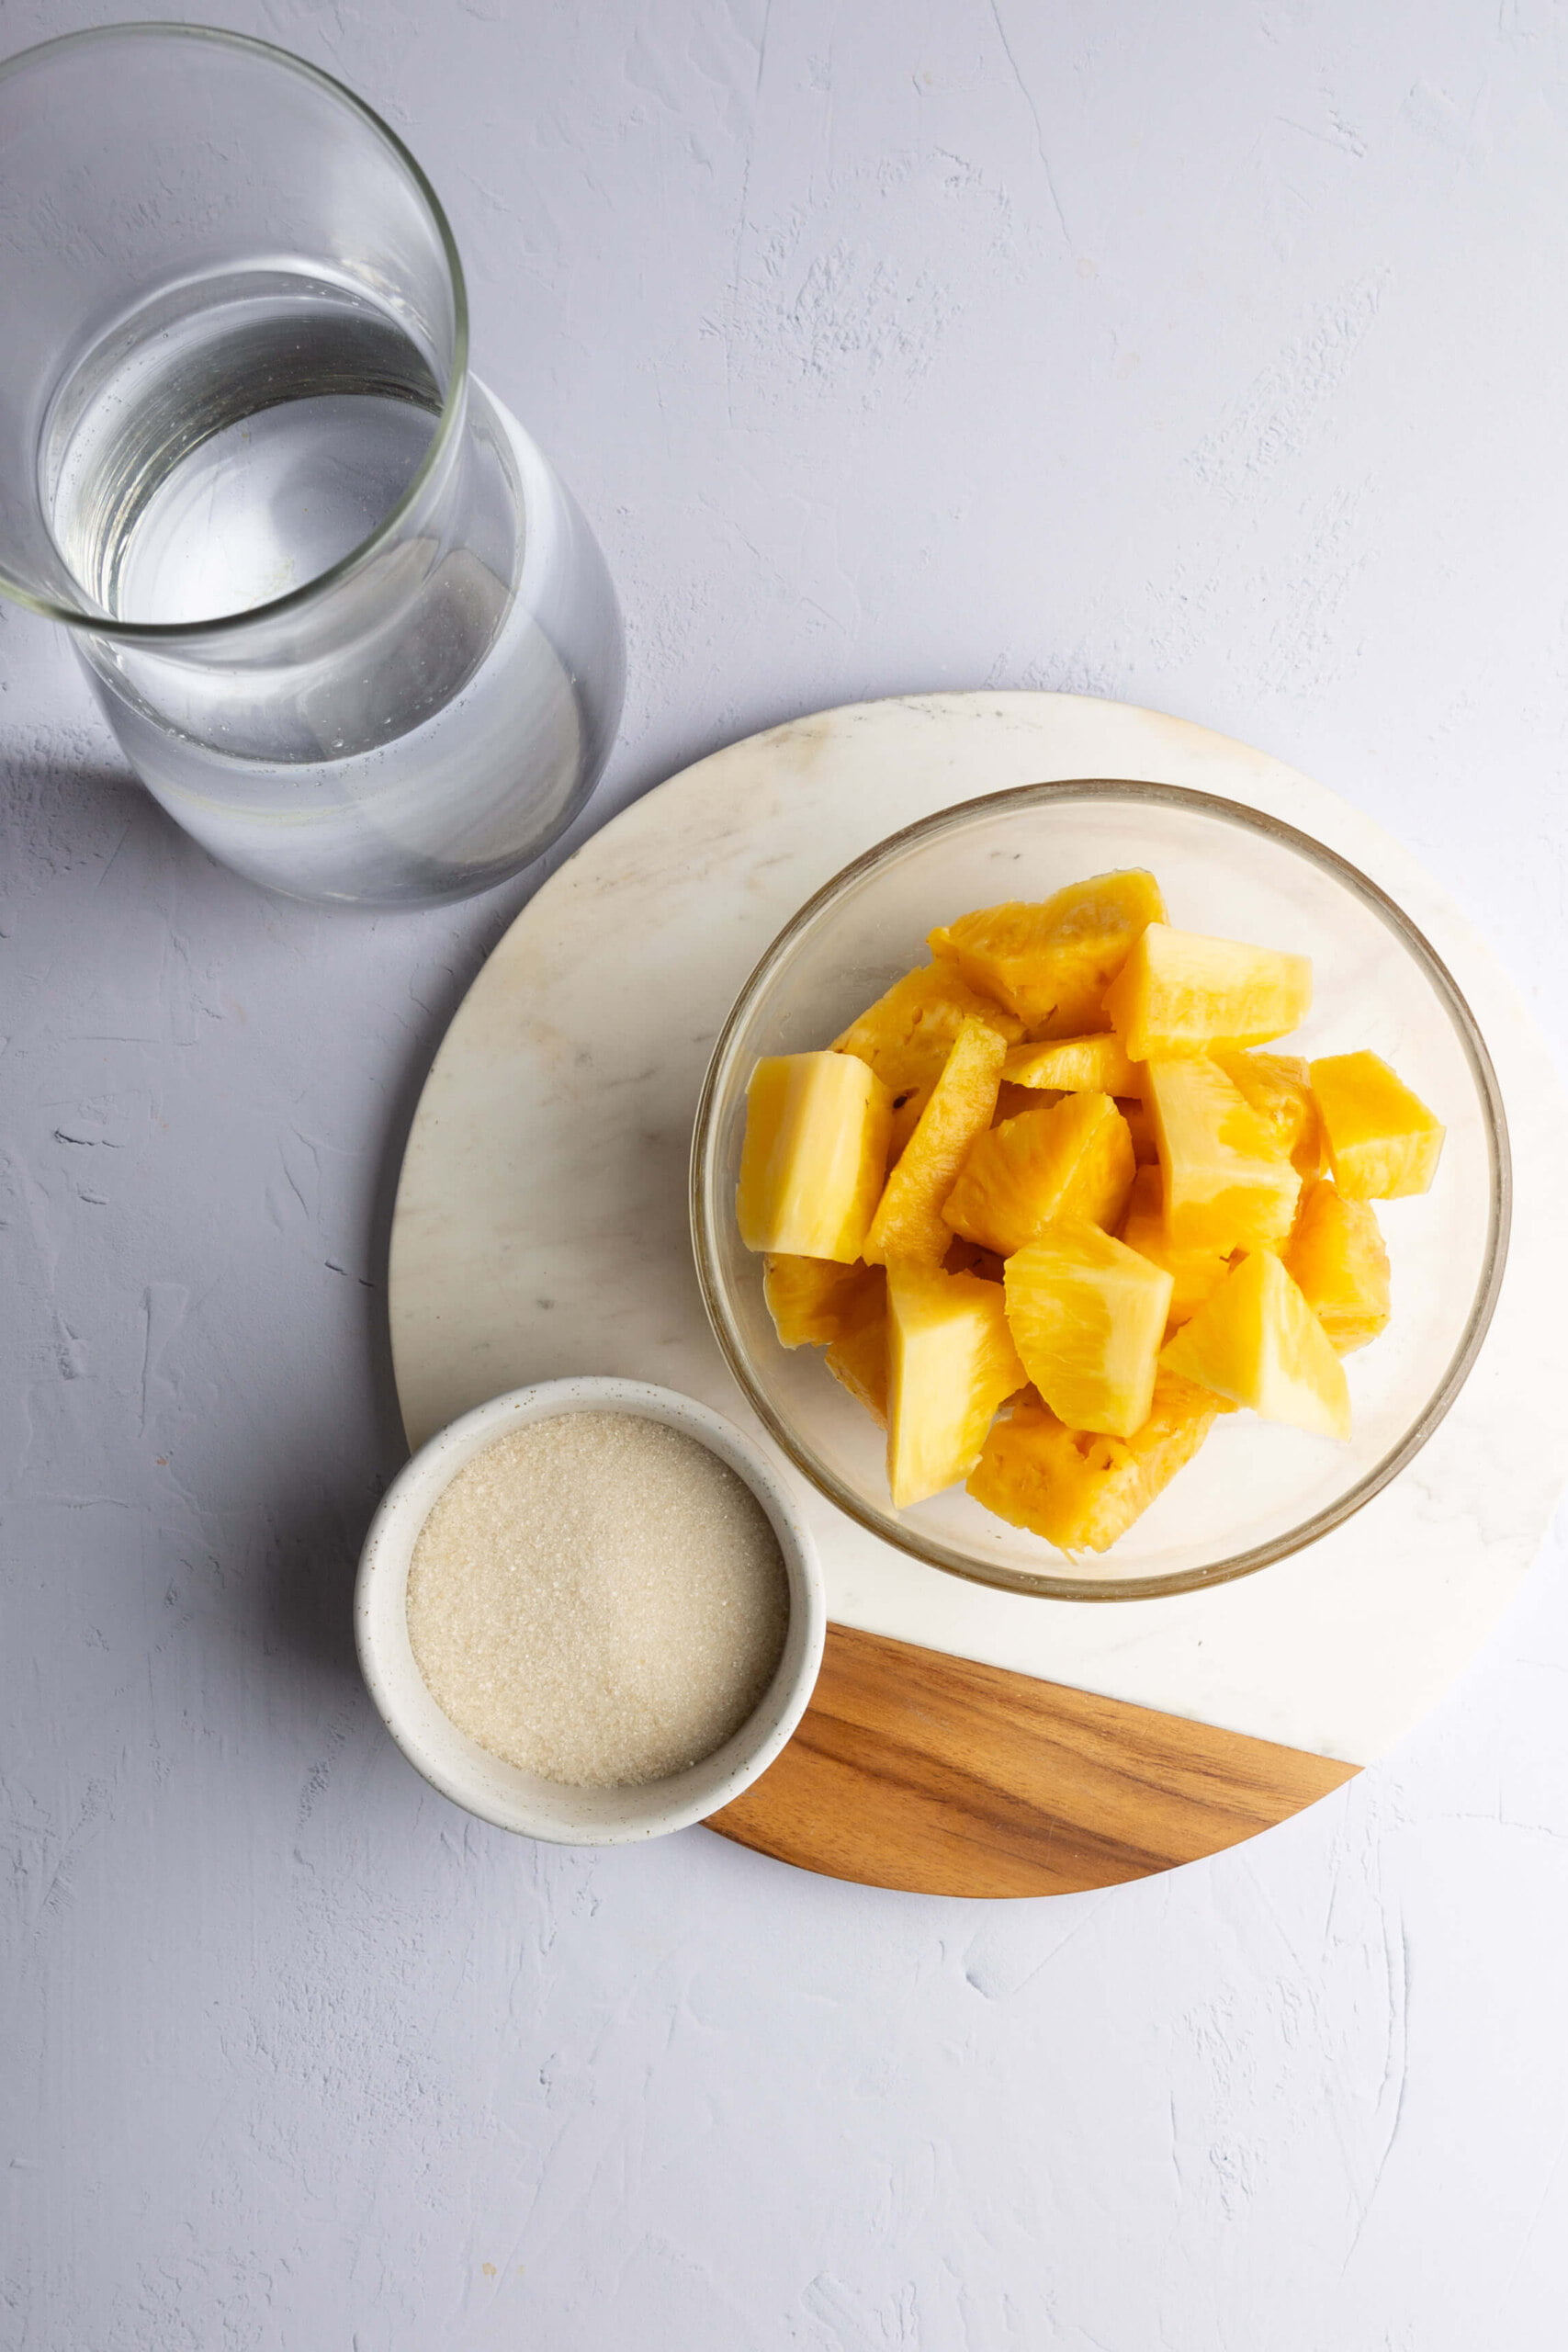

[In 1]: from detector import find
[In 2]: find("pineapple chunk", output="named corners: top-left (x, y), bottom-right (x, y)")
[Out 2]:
top-left (738, 1051), bottom-right (893, 1261)
top-left (943, 1092), bottom-right (1135, 1257)
top-left (995, 1080), bottom-right (1059, 1124)
top-left (943, 1236), bottom-right (1007, 1282)
top-left (1118, 1096), bottom-right (1158, 1164)
top-left (864, 1016), bottom-right (1007, 1266)
top-left (1119, 1163), bottom-right (1232, 1329)
top-left (1003, 1224), bottom-right (1173, 1439)
top-left (762, 1255), bottom-right (882, 1348)
top-left (1308, 1051), bottom-right (1445, 1199)
top-left (1145, 1056), bottom-right (1301, 1253)
top-left (1161, 1250), bottom-right (1350, 1439)
top-left (1284, 1179), bottom-right (1391, 1352)
top-left (833, 961), bottom-right (1022, 1098)
top-left (1002, 1033), bottom-right (1144, 1096)
top-left (1215, 1048), bottom-right (1324, 1178)
top-left (1102, 923), bottom-right (1313, 1058)
top-left (929, 869), bottom-right (1167, 1035)
top-left (886, 1264), bottom-right (1026, 1507)
top-left (886, 1087), bottom-right (930, 1165)
top-left (825, 1273), bottom-right (890, 1425)
top-left (967, 1374), bottom-right (1223, 1552)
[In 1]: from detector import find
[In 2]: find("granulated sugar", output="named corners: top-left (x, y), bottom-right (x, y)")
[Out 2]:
top-left (405, 1411), bottom-right (790, 1788)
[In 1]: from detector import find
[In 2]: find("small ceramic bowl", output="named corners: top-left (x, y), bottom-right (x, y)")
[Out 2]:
top-left (355, 1375), bottom-right (825, 1844)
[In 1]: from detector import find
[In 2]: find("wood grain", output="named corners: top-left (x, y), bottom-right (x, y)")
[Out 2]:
top-left (708, 1624), bottom-right (1359, 1897)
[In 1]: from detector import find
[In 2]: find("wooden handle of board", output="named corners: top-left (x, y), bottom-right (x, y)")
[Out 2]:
top-left (708, 1623), bottom-right (1359, 1898)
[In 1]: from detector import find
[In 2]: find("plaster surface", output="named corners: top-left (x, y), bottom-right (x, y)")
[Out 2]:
top-left (5, 4), bottom-right (1568, 2347)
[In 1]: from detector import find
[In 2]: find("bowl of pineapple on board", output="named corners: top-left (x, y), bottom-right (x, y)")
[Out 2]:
top-left (690, 781), bottom-right (1508, 1600)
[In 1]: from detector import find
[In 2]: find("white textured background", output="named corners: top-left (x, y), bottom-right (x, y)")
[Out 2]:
top-left (4, 3), bottom-right (1568, 2346)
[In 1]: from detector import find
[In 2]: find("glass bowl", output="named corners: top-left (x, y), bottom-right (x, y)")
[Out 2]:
top-left (690, 780), bottom-right (1510, 1601)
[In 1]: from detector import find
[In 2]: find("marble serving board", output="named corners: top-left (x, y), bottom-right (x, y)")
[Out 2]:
top-left (389, 693), bottom-right (1568, 1894)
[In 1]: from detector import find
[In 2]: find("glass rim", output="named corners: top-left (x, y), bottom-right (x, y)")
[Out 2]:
top-left (689, 776), bottom-right (1514, 1603)
top-left (0, 19), bottom-right (471, 645)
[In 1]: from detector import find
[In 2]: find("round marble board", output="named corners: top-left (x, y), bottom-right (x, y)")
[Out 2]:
top-left (389, 694), bottom-right (1568, 1897)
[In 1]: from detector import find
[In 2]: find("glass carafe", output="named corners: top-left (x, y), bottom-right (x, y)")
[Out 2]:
top-left (0, 24), bottom-right (625, 907)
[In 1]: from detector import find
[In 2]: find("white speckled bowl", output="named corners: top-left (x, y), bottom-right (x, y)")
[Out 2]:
top-left (355, 1376), bottom-right (825, 1844)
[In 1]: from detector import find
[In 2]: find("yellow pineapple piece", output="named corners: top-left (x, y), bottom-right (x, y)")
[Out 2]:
top-left (1002, 1033), bottom-right (1144, 1096)
top-left (943, 1092), bottom-right (1135, 1257)
top-left (833, 961), bottom-right (1022, 1098)
top-left (995, 1080), bottom-right (1058, 1124)
top-left (1102, 922), bottom-right (1313, 1058)
top-left (886, 1263), bottom-right (1026, 1507)
top-left (1002, 1223), bottom-right (1173, 1439)
top-left (1119, 1096), bottom-right (1158, 1164)
top-left (943, 1235), bottom-right (1007, 1282)
top-left (864, 1016), bottom-right (1007, 1266)
top-left (1145, 1056), bottom-right (1301, 1253)
top-left (967, 1373), bottom-right (1223, 1552)
top-left (1284, 1179), bottom-right (1391, 1352)
top-left (1215, 1048), bottom-right (1324, 1178)
top-left (929, 869), bottom-right (1167, 1035)
top-left (824, 1273), bottom-right (890, 1426)
top-left (738, 1051), bottom-right (893, 1261)
top-left (1308, 1051), bottom-right (1445, 1199)
top-left (1119, 1164), bottom-right (1232, 1330)
top-left (886, 1087), bottom-right (930, 1164)
top-left (762, 1255), bottom-right (881, 1348)
top-left (1161, 1250), bottom-right (1350, 1438)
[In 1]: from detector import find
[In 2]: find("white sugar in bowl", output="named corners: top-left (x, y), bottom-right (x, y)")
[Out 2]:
top-left (355, 1376), bottom-right (825, 1844)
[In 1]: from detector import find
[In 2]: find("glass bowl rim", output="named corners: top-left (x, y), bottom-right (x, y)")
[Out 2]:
top-left (689, 776), bottom-right (1512, 1603)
